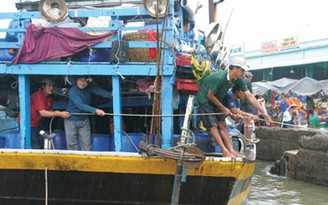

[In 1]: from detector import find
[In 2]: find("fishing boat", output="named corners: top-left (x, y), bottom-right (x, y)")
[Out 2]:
top-left (0, 149), bottom-right (254, 205)
top-left (0, 0), bottom-right (256, 204)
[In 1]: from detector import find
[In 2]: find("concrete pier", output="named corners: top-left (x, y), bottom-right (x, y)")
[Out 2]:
top-left (256, 127), bottom-right (328, 186)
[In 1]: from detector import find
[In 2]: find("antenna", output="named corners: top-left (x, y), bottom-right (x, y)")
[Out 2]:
top-left (221, 8), bottom-right (234, 44)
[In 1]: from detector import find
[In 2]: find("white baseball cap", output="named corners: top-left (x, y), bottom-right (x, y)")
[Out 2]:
top-left (229, 56), bottom-right (250, 71)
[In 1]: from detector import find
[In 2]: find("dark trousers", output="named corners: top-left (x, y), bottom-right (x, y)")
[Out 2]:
top-left (31, 126), bottom-right (44, 149)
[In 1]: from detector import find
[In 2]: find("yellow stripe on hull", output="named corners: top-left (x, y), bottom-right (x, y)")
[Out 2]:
top-left (0, 151), bottom-right (255, 179)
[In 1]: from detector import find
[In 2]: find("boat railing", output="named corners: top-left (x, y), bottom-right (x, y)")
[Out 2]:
top-left (0, 6), bottom-right (175, 63)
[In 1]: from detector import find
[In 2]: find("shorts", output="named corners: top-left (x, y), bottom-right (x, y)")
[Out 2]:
top-left (198, 104), bottom-right (226, 129)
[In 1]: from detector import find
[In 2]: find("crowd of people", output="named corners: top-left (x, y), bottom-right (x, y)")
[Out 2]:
top-left (244, 83), bottom-right (327, 129)
top-left (260, 90), bottom-right (325, 129)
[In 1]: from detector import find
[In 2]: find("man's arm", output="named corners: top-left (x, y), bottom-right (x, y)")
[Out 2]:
top-left (39, 110), bottom-right (70, 118)
top-left (70, 88), bottom-right (97, 114)
top-left (207, 90), bottom-right (232, 116)
top-left (32, 91), bottom-right (70, 119)
top-left (230, 107), bottom-right (260, 121)
top-left (244, 90), bottom-right (271, 121)
top-left (91, 85), bottom-right (112, 99)
top-left (70, 87), bottom-right (106, 116)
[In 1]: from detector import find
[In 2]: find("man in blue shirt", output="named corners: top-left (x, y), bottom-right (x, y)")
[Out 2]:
top-left (223, 87), bottom-right (259, 122)
top-left (64, 76), bottom-right (112, 151)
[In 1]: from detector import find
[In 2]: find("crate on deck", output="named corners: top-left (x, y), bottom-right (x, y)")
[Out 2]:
top-left (176, 78), bottom-right (199, 95)
top-left (176, 55), bottom-right (192, 67)
top-left (176, 54), bottom-right (195, 79)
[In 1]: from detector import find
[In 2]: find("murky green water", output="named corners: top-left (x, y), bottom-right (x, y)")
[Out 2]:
top-left (247, 160), bottom-right (328, 205)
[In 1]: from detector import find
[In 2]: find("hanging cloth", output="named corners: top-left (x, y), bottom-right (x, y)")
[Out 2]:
top-left (9, 23), bottom-right (115, 64)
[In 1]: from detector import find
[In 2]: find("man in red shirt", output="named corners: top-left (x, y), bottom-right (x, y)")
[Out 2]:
top-left (18, 79), bottom-right (70, 149)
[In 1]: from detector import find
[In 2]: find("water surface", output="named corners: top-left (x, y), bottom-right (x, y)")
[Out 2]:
top-left (247, 160), bottom-right (328, 205)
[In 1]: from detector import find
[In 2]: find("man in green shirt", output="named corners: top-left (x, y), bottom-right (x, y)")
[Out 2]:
top-left (197, 57), bottom-right (271, 157)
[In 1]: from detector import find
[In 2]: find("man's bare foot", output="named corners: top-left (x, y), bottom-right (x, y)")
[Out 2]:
top-left (222, 150), bottom-right (236, 158)
top-left (230, 150), bottom-right (245, 158)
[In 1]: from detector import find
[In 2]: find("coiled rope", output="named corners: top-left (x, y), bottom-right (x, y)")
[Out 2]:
top-left (139, 141), bottom-right (205, 167)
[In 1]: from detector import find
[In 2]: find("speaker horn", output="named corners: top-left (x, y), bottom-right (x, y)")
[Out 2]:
top-left (39, 0), bottom-right (68, 24)
top-left (181, 0), bottom-right (202, 21)
top-left (143, 0), bottom-right (169, 18)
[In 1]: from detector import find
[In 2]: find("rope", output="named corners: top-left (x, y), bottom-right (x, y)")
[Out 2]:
top-left (150, 7), bottom-right (170, 140)
top-left (10, 81), bottom-right (18, 89)
top-left (45, 166), bottom-right (48, 205)
top-left (152, 42), bottom-right (177, 94)
top-left (260, 118), bottom-right (328, 133)
top-left (112, 30), bottom-right (126, 80)
top-left (65, 61), bottom-right (72, 86)
top-left (122, 131), bottom-right (139, 152)
top-left (139, 141), bottom-right (204, 163)
top-left (48, 112), bottom-right (327, 133)
top-left (50, 139), bottom-right (55, 150)
top-left (231, 123), bottom-right (260, 145)
top-left (49, 117), bottom-right (55, 134)
top-left (69, 112), bottom-right (226, 117)
top-left (87, 47), bottom-right (93, 76)
top-left (237, 116), bottom-right (328, 133)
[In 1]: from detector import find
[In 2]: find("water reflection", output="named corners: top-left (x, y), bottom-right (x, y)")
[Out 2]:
top-left (247, 160), bottom-right (328, 205)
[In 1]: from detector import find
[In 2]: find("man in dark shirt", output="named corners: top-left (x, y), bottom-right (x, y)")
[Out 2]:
top-left (241, 72), bottom-right (254, 111)
top-left (241, 71), bottom-right (255, 133)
